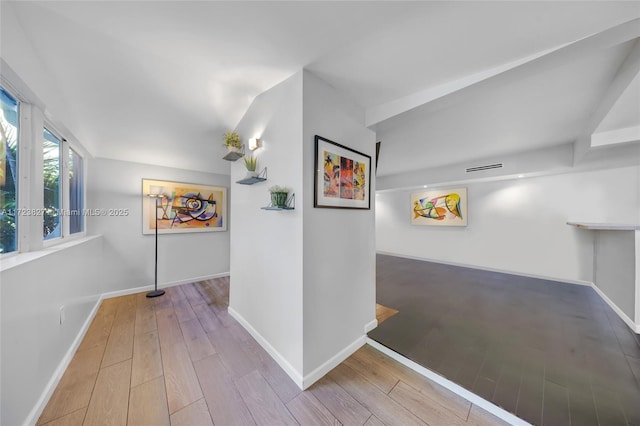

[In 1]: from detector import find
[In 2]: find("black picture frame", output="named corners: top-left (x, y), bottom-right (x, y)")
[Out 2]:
top-left (314, 135), bottom-right (371, 209)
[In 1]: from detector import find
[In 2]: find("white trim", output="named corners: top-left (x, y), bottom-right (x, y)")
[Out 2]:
top-left (366, 339), bottom-right (531, 426)
top-left (302, 335), bottom-right (367, 390)
top-left (102, 272), bottom-right (230, 300)
top-left (377, 251), bottom-right (593, 287)
top-left (364, 318), bottom-right (378, 333)
top-left (229, 306), bottom-right (373, 390)
top-left (25, 297), bottom-right (103, 426)
top-left (591, 281), bottom-right (640, 333)
top-left (228, 306), bottom-right (304, 389)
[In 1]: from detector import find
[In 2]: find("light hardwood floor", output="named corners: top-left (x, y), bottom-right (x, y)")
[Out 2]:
top-left (38, 278), bottom-right (508, 426)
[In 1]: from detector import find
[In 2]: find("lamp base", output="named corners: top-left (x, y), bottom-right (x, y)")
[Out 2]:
top-left (146, 289), bottom-right (165, 298)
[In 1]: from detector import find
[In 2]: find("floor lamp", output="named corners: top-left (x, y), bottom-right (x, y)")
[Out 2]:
top-left (147, 193), bottom-right (166, 298)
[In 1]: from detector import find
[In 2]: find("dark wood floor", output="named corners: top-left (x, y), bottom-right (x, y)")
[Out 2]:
top-left (369, 254), bottom-right (640, 426)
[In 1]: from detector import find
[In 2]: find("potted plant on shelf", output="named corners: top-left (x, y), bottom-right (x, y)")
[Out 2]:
top-left (223, 131), bottom-right (242, 153)
top-left (268, 185), bottom-right (289, 208)
top-left (243, 154), bottom-right (258, 178)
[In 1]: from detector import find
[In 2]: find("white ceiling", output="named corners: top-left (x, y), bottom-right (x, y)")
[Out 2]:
top-left (2, 1), bottom-right (639, 176)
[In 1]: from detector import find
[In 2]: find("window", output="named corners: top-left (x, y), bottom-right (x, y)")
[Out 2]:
top-left (0, 87), bottom-right (19, 254)
top-left (0, 80), bottom-right (85, 256)
top-left (69, 147), bottom-right (84, 234)
top-left (43, 128), bottom-right (61, 240)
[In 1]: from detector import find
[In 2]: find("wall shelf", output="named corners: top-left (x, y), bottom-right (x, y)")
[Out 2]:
top-left (236, 167), bottom-right (267, 185)
top-left (261, 193), bottom-right (295, 211)
top-left (261, 206), bottom-right (295, 211)
top-left (222, 145), bottom-right (245, 161)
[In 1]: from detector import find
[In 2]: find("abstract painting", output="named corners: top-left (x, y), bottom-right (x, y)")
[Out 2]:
top-left (142, 179), bottom-right (227, 234)
top-left (314, 135), bottom-right (371, 209)
top-left (411, 187), bottom-right (467, 226)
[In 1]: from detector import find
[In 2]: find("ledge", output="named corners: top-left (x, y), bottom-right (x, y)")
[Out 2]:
top-left (0, 235), bottom-right (102, 272)
top-left (566, 222), bottom-right (640, 231)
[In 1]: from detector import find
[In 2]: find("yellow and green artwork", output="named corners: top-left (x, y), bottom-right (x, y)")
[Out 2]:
top-left (411, 188), bottom-right (467, 226)
top-left (315, 135), bottom-right (371, 209)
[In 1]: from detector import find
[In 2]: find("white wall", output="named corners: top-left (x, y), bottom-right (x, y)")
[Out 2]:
top-left (595, 230), bottom-right (636, 320)
top-left (231, 70), bottom-right (377, 386)
top-left (1, 236), bottom-right (104, 426)
top-left (377, 165), bottom-right (640, 284)
top-left (88, 158), bottom-right (231, 291)
top-left (302, 71), bottom-right (377, 377)
top-left (231, 72), bottom-right (305, 376)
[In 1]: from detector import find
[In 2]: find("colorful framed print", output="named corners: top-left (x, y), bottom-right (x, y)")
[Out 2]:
top-left (411, 187), bottom-right (468, 226)
top-left (314, 135), bottom-right (371, 209)
top-left (142, 179), bottom-right (227, 234)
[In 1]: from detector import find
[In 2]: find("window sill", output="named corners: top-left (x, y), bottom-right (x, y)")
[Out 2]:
top-left (0, 235), bottom-right (102, 272)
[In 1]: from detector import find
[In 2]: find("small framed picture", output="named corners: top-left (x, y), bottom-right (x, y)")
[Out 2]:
top-left (314, 135), bottom-right (371, 209)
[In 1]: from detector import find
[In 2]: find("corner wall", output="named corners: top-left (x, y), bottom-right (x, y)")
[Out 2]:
top-left (302, 71), bottom-right (377, 380)
top-left (231, 72), bottom-right (305, 377)
top-left (376, 165), bottom-right (640, 284)
top-left (230, 70), bottom-right (376, 387)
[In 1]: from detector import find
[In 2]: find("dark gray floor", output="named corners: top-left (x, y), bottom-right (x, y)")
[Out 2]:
top-left (369, 254), bottom-right (640, 426)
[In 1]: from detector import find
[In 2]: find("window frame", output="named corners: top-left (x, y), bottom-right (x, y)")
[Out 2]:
top-left (0, 86), bottom-right (20, 256)
top-left (43, 126), bottom-right (62, 242)
top-left (1, 68), bottom-right (87, 259)
top-left (42, 123), bottom-right (86, 247)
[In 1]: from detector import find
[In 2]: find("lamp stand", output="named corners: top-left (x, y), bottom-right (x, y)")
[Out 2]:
top-left (147, 195), bottom-right (165, 298)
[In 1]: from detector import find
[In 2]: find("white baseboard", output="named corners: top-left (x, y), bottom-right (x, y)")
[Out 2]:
top-left (591, 282), bottom-right (640, 333)
top-left (364, 318), bottom-right (378, 333)
top-left (25, 296), bottom-right (103, 426)
top-left (302, 335), bottom-right (366, 390)
top-left (377, 251), bottom-right (592, 287)
top-left (366, 339), bottom-right (530, 426)
top-left (228, 306), bottom-right (369, 390)
top-left (228, 306), bottom-right (304, 388)
top-left (28, 272), bottom-right (230, 425)
top-left (102, 272), bottom-right (230, 300)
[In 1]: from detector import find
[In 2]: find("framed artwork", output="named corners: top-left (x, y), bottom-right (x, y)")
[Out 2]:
top-left (314, 135), bottom-right (371, 209)
top-left (411, 187), bottom-right (468, 226)
top-left (142, 179), bottom-right (227, 234)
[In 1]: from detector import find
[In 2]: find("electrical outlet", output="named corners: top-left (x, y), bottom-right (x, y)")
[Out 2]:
top-left (59, 306), bottom-right (65, 325)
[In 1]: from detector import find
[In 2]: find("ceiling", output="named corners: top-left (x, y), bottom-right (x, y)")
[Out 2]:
top-left (2, 1), bottom-right (639, 177)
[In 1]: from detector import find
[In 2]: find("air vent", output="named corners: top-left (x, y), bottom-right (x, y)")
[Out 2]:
top-left (465, 163), bottom-right (503, 173)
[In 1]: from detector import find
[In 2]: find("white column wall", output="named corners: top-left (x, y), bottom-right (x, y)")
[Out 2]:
top-left (301, 71), bottom-right (377, 378)
top-left (231, 72), bottom-right (305, 377)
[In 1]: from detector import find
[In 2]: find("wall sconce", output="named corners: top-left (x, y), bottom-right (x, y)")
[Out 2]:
top-left (248, 137), bottom-right (261, 151)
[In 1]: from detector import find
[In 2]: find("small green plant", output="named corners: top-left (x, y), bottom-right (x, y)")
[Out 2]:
top-left (243, 154), bottom-right (257, 171)
top-left (268, 185), bottom-right (289, 207)
top-left (223, 131), bottom-right (242, 149)
top-left (268, 185), bottom-right (289, 193)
